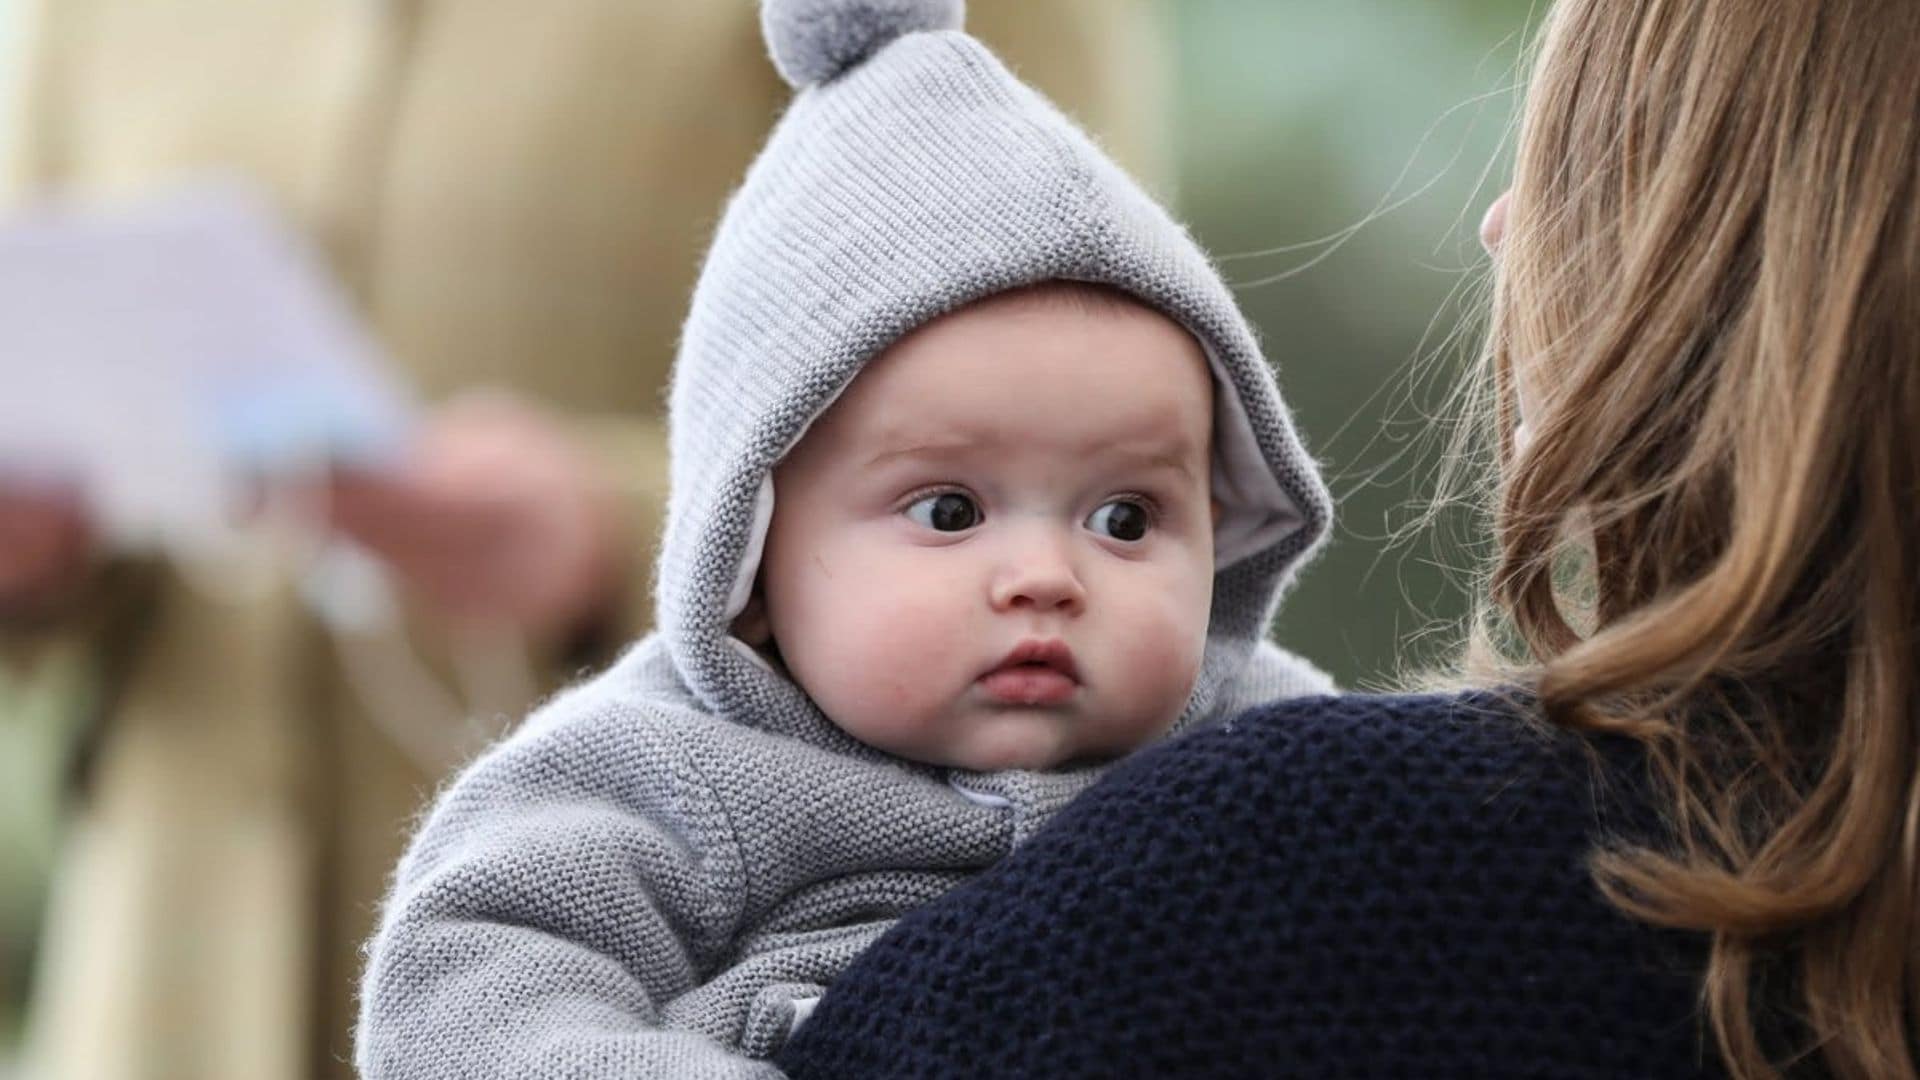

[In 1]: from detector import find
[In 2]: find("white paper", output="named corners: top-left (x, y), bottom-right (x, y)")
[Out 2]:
top-left (0, 179), bottom-right (413, 554)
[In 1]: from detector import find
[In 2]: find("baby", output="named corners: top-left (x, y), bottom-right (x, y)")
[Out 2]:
top-left (734, 278), bottom-right (1232, 775)
top-left (356, 1), bottom-right (1331, 1077)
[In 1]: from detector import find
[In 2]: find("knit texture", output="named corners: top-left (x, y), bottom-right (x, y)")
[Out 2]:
top-left (762, 0), bottom-right (964, 86)
top-left (779, 692), bottom-right (1726, 1080)
top-left (356, 2), bottom-right (1335, 1076)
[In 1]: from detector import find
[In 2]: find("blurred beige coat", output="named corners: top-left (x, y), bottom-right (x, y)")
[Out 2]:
top-left (0, 2), bottom-right (1168, 1077)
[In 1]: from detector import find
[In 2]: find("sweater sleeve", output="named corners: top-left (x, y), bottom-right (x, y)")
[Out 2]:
top-left (778, 693), bottom-right (1717, 1080)
top-left (355, 687), bottom-right (782, 1080)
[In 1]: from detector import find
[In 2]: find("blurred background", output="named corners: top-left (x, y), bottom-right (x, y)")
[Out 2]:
top-left (0, 1), bottom-right (1531, 1076)
top-left (1181, 1), bottom-right (1533, 681)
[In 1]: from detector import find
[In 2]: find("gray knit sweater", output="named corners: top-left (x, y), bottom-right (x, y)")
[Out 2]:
top-left (355, 5), bottom-right (1333, 1077)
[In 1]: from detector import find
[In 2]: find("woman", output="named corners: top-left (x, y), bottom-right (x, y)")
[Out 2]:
top-left (778, 0), bottom-right (1920, 1076)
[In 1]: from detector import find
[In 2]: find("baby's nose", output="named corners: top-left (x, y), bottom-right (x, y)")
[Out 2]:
top-left (988, 532), bottom-right (1087, 615)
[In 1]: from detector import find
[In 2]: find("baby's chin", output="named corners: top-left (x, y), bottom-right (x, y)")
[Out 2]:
top-left (931, 715), bottom-right (1140, 773)
top-left (941, 743), bottom-right (1067, 773)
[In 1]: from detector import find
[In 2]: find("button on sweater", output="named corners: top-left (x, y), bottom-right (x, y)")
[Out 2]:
top-left (778, 692), bottom-right (1726, 1079)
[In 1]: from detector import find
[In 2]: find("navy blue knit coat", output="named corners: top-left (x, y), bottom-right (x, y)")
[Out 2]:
top-left (777, 692), bottom-right (1726, 1079)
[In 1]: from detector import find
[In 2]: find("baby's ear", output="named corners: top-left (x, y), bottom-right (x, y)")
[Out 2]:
top-left (731, 587), bottom-right (772, 646)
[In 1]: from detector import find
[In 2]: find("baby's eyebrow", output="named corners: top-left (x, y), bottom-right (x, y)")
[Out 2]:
top-left (1143, 451), bottom-right (1199, 481)
top-left (863, 440), bottom-right (974, 469)
top-left (862, 438), bottom-right (1202, 479)
top-left (1090, 436), bottom-right (1203, 481)
top-left (1122, 448), bottom-right (1199, 484)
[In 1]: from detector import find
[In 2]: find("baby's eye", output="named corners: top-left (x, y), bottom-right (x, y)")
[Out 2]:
top-left (1085, 499), bottom-right (1152, 542)
top-left (904, 492), bottom-right (981, 532)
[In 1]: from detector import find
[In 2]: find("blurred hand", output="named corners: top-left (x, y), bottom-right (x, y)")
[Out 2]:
top-left (326, 392), bottom-right (627, 642)
top-left (0, 483), bottom-right (93, 620)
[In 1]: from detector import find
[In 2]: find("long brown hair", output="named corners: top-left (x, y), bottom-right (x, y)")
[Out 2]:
top-left (1481, 0), bottom-right (1920, 1075)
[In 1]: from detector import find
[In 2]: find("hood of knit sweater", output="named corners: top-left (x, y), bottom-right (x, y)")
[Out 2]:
top-left (653, 0), bottom-right (1331, 764)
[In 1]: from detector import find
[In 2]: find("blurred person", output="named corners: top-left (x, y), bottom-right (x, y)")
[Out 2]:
top-left (356, 2), bottom-right (1329, 1073)
top-left (0, 487), bottom-right (89, 623)
top-left (0, 1), bottom-right (1170, 1077)
top-left (776, 0), bottom-right (1920, 1077)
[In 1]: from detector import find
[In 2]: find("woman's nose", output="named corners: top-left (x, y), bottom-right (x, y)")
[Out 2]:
top-left (988, 529), bottom-right (1087, 615)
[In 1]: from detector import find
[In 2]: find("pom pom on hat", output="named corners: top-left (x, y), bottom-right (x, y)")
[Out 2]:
top-left (762, 0), bottom-right (965, 88)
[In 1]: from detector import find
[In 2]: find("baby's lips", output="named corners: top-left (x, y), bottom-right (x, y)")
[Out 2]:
top-left (977, 665), bottom-right (1079, 706)
top-left (987, 638), bottom-right (1079, 681)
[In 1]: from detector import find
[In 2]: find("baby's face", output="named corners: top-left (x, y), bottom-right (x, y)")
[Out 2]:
top-left (756, 288), bottom-right (1216, 771)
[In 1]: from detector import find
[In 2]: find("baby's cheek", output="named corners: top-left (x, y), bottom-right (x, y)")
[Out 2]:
top-left (863, 591), bottom-right (957, 660)
top-left (1114, 594), bottom-right (1209, 700)
top-left (836, 593), bottom-right (963, 710)
top-left (1119, 630), bottom-right (1202, 701)
top-left (1122, 570), bottom-right (1209, 651)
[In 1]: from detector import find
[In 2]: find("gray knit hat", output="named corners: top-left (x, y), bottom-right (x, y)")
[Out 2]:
top-left (657, 0), bottom-right (1332, 745)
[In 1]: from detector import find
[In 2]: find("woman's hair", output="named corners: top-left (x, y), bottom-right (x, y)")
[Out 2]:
top-left (1481, 0), bottom-right (1920, 1075)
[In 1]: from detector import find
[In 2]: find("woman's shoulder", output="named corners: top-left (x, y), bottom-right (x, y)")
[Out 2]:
top-left (1195, 687), bottom-right (1560, 766)
top-left (779, 690), bottom-right (1715, 1079)
top-left (1094, 689), bottom-right (1614, 845)
top-left (1207, 686), bottom-right (1536, 742)
top-left (987, 690), bottom-right (1667, 977)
